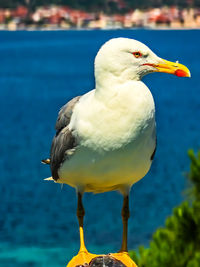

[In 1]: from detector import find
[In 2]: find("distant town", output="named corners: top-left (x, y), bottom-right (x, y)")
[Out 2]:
top-left (1, 5), bottom-right (200, 30)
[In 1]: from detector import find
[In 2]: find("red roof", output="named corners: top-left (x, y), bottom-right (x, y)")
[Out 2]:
top-left (12, 6), bottom-right (28, 17)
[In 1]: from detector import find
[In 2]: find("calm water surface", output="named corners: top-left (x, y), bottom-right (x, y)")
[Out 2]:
top-left (0, 30), bottom-right (199, 266)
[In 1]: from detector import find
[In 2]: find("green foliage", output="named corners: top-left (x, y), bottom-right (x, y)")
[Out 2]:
top-left (130, 150), bottom-right (200, 267)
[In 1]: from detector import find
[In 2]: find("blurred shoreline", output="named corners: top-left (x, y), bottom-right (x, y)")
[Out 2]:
top-left (1, 27), bottom-right (200, 32)
top-left (1, 5), bottom-right (200, 31)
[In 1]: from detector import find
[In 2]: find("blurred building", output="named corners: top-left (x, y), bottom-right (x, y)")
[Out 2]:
top-left (0, 4), bottom-right (200, 30)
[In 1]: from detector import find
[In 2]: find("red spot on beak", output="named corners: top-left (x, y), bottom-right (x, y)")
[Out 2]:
top-left (175, 69), bottom-right (188, 77)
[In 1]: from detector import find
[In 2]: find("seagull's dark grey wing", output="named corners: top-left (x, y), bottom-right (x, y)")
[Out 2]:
top-left (50, 96), bottom-right (81, 180)
top-left (55, 96), bottom-right (81, 133)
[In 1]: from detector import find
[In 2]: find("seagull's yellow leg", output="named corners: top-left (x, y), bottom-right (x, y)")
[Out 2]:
top-left (110, 194), bottom-right (137, 266)
top-left (77, 192), bottom-right (87, 253)
top-left (120, 194), bottom-right (130, 252)
top-left (67, 192), bottom-right (96, 266)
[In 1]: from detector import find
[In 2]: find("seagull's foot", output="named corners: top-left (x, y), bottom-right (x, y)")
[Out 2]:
top-left (67, 249), bottom-right (97, 267)
top-left (109, 252), bottom-right (137, 267)
top-left (67, 251), bottom-right (137, 267)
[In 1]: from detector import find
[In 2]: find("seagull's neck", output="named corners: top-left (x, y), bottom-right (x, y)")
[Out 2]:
top-left (94, 67), bottom-right (141, 100)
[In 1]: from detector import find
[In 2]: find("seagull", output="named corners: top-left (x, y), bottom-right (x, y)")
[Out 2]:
top-left (43, 38), bottom-right (190, 265)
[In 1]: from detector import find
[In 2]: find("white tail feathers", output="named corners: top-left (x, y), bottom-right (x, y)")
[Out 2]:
top-left (44, 177), bottom-right (63, 183)
top-left (44, 177), bottom-right (54, 181)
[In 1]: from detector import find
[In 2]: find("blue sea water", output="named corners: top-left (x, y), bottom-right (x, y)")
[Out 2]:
top-left (0, 29), bottom-right (200, 266)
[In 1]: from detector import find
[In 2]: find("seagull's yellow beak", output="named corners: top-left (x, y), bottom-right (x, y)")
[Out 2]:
top-left (143, 59), bottom-right (191, 77)
top-left (155, 59), bottom-right (191, 77)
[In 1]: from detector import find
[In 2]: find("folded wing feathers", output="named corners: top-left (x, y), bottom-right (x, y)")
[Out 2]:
top-left (42, 96), bottom-right (81, 181)
top-left (55, 96), bottom-right (81, 133)
top-left (50, 96), bottom-right (81, 180)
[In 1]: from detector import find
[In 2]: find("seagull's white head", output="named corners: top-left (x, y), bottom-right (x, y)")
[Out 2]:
top-left (95, 38), bottom-right (190, 88)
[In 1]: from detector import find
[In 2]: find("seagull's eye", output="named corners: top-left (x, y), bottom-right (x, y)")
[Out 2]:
top-left (133, 52), bottom-right (142, 58)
